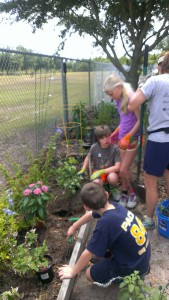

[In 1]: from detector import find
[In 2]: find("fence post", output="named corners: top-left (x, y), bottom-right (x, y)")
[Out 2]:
top-left (88, 60), bottom-right (91, 107)
top-left (61, 59), bottom-right (68, 124)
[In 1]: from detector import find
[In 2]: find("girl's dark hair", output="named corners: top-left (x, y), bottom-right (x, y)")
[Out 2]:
top-left (161, 52), bottom-right (169, 74)
top-left (94, 125), bottom-right (111, 142)
top-left (80, 182), bottom-right (107, 210)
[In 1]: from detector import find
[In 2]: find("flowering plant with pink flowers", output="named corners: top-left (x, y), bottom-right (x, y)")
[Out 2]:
top-left (19, 181), bottom-right (51, 222)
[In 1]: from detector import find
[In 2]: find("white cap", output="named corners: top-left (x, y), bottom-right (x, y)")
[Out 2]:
top-left (158, 56), bottom-right (165, 65)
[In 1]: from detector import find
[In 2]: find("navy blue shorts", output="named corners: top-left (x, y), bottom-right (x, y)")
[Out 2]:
top-left (144, 140), bottom-right (169, 177)
top-left (90, 257), bottom-right (149, 285)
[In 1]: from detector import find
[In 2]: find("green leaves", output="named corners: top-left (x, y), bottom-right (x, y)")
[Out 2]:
top-left (11, 230), bottom-right (49, 275)
top-left (55, 157), bottom-right (82, 195)
top-left (118, 271), bottom-right (169, 300)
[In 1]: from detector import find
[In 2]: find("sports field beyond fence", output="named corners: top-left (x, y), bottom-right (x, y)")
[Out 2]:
top-left (0, 48), bottom-right (120, 187)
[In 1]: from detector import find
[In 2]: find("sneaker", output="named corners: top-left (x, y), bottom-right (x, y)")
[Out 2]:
top-left (119, 194), bottom-right (128, 207)
top-left (142, 216), bottom-right (155, 230)
top-left (127, 193), bottom-right (137, 209)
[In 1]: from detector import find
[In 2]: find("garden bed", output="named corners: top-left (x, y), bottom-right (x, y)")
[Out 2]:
top-left (0, 133), bottom-right (168, 300)
top-left (0, 179), bottom-right (83, 300)
top-left (0, 204), bottom-right (84, 300)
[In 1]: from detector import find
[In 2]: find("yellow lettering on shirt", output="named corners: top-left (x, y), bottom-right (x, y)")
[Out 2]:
top-left (121, 211), bottom-right (134, 232)
top-left (121, 212), bottom-right (147, 248)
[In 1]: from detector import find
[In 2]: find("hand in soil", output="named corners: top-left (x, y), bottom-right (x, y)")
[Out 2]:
top-left (58, 264), bottom-right (74, 280)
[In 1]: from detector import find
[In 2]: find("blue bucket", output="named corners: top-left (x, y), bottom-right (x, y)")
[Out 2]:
top-left (156, 199), bottom-right (169, 239)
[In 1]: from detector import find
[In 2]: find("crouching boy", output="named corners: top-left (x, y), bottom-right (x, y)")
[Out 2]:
top-left (58, 182), bottom-right (151, 286)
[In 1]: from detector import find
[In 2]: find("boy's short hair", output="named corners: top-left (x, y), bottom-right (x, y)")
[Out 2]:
top-left (94, 125), bottom-right (111, 142)
top-left (80, 182), bottom-right (107, 210)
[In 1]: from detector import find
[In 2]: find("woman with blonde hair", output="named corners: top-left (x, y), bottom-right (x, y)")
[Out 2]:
top-left (103, 73), bottom-right (140, 209)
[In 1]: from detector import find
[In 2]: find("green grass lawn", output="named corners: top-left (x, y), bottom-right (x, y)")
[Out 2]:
top-left (0, 71), bottom-right (93, 138)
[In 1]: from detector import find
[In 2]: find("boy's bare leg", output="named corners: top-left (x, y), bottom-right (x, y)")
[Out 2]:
top-left (85, 267), bottom-right (93, 282)
top-left (107, 173), bottom-right (119, 186)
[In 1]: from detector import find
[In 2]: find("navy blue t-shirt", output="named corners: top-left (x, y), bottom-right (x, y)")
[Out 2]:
top-left (87, 202), bottom-right (151, 273)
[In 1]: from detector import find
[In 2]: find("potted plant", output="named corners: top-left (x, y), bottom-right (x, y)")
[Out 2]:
top-left (11, 229), bottom-right (54, 283)
top-left (19, 181), bottom-right (51, 223)
top-left (156, 199), bottom-right (169, 239)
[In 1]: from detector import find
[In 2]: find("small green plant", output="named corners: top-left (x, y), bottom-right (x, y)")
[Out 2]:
top-left (71, 102), bottom-right (88, 139)
top-left (0, 191), bottom-right (19, 269)
top-left (158, 202), bottom-right (169, 217)
top-left (0, 287), bottom-right (23, 300)
top-left (32, 133), bottom-right (57, 183)
top-left (55, 157), bottom-right (82, 195)
top-left (19, 181), bottom-right (51, 222)
top-left (118, 271), bottom-right (169, 300)
top-left (11, 229), bottom-right (49, 275)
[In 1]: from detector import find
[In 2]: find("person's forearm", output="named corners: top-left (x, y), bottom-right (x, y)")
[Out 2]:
top-left (71, 249), bottom-right (92, 276)
top-left (82, 155), bottom-right (89, 170)
top-left (128, 89), bottom-right (146, 111)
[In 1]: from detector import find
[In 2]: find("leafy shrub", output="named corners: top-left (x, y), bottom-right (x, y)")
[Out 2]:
top-left (55, 157), bottom-right (82, 195)
top-left (0, 192), bottom-right (18, 269)
top-left (71, 102), bottom-right (88, 139)
top-left (94, 101), bottom-right (119, 127)
top-left (118, 270), bottom-right (169, 300)
top-left (11, 229), bottom-right (49, 275)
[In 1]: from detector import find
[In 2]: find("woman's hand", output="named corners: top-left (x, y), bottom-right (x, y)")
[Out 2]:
top-left (118, 133), bottom-right (132, 150)
top-left (110, 127), bottom-right (119, 144)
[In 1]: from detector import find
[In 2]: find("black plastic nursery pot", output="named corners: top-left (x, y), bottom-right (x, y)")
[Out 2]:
top-left (36, 255), bottom-right (54, 284)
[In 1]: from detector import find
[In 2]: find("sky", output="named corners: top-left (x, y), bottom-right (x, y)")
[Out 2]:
top-left (0, 16), bottom-right (114, 60)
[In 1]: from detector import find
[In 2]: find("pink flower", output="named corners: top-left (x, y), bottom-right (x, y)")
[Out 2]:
top-left (41, 185), bottom-right (48, 193)
top-left (37, 181), bottom-right (43, 185)
top-left (23, 189), bottom-right (32, 196)
top-left (33, 188), bottom-right (42, 195)
top-left (29, 183), bottom-right (35, 188)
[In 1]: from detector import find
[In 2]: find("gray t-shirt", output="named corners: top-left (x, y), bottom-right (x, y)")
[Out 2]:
top-left (89, 143), bottom-right (121, 170)
top-left (141, 73), bottom-right (169, 142)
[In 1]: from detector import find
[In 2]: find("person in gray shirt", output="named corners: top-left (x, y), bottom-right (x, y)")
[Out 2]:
top-left (128, 52), bottom-right (169, 230)
top-left (77, 125), bottom-right (121, 194)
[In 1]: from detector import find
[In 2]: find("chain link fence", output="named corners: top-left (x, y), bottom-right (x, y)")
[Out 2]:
top-left (0, 48), bottom-right (120, 185)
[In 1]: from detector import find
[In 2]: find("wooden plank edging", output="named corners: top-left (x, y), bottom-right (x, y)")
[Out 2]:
top-left (57, 221), bottom-right (92, 300)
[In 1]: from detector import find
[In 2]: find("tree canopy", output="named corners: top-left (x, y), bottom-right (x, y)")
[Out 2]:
top-left (0, 0), bottom-right (169, 87)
